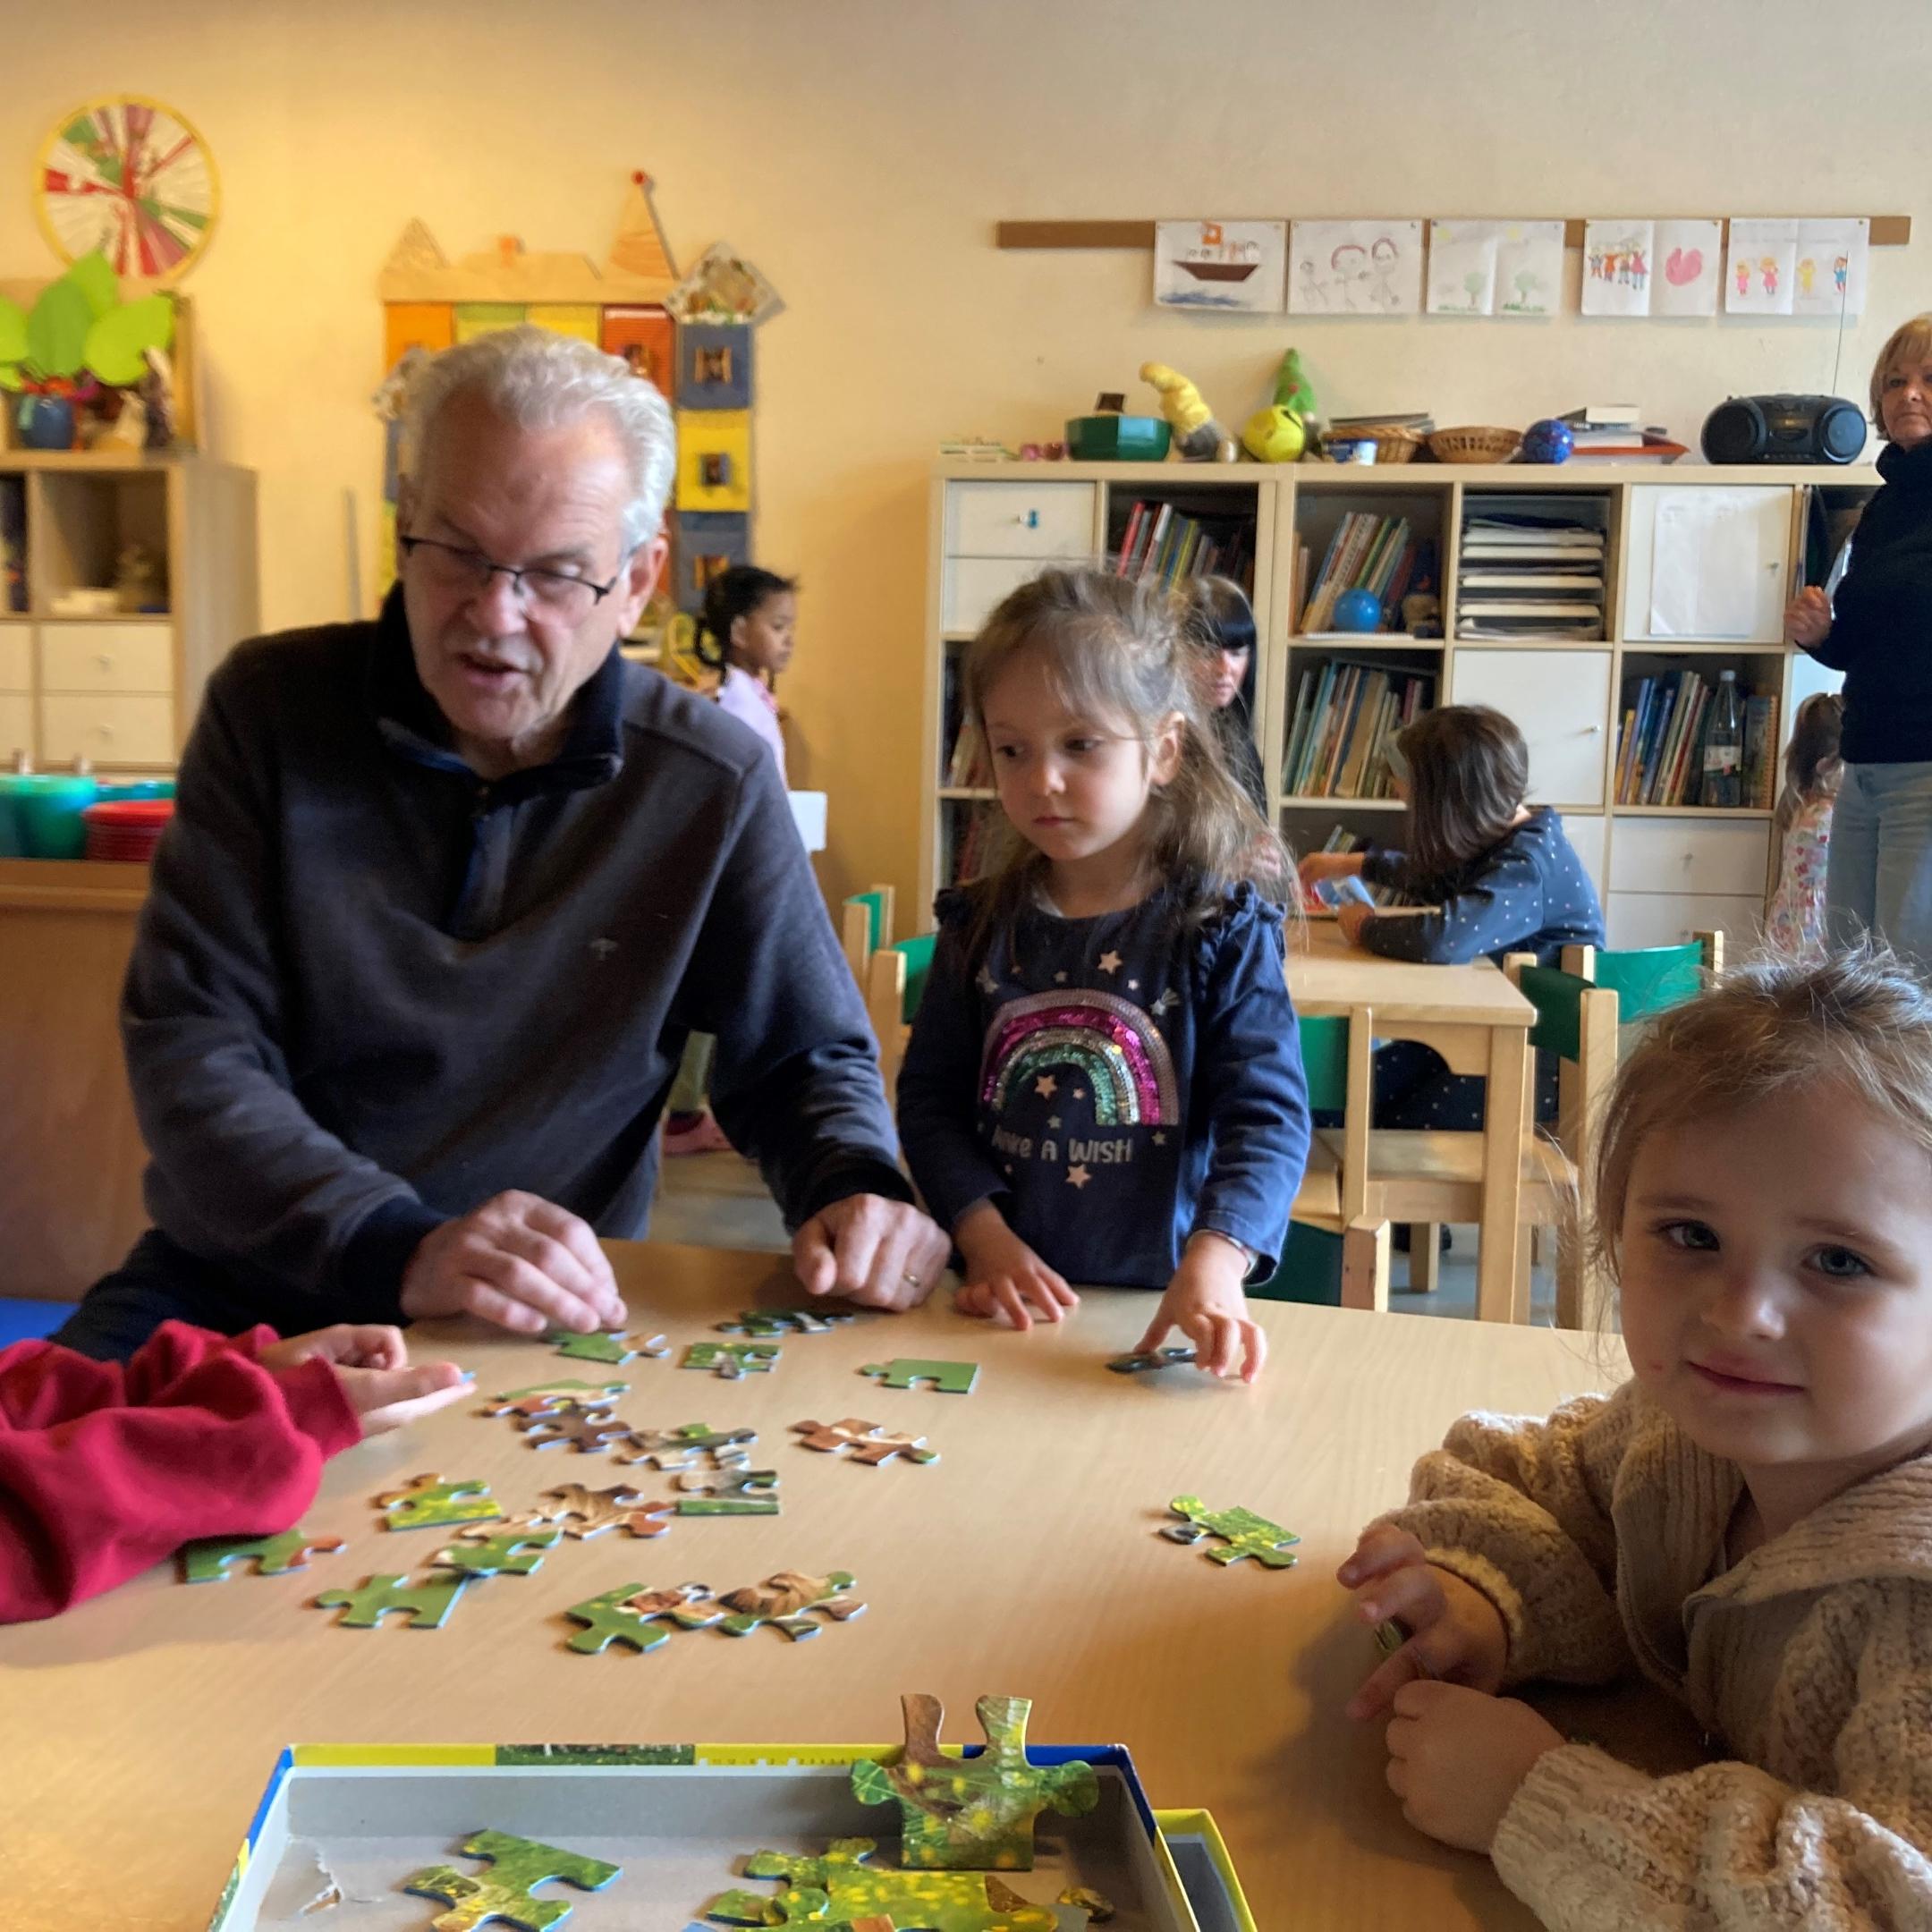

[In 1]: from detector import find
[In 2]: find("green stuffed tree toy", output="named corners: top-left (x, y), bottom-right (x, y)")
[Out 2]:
top-left (0, 250), bottom-right (174, 445)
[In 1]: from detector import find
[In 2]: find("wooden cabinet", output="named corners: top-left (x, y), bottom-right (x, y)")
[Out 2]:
top-left (1620, 485), bottom-right (1793, 643)
top-left (1451, 648), bottom-right (1612, 809)
top-left (940, 480), bottom-right (1097, 633)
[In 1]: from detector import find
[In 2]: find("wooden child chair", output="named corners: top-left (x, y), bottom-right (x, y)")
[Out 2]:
top-left (841, 884), bottom-right (896, 984)
top-left (866, 932), bottom-right (937, 1094)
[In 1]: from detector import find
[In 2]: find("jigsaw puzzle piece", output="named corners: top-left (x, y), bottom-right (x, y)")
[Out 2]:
top-left (482, 1378), bottom-right (631, 1417)
top-left (529, 1482), bottom-right (651, 1538)
top-left (614, 1420), bottom-right (758, 1472)
top-left (546, 1327), bottom-right (641, 1365)
top-left (857, 1358), bottom-right (979, 1394)
top-left (432, 1528), bottom-right (563, 1577)
top-left (674, 1467), bottom-right (781, 1516)
top-left (517, 1407), bottom-right (632, 1454)
top-left (715, 1569), bottom-right (864, 1639)
top-left (1105, 1345), bottom-right (1198, 1375)
top-left (715, 1307), bottom-right (854, 1337)
top-left (313, 1572), bottom-right (470, 1630)
top-left (682, 1342), bottom-right (781, 1378)
top-left (791, 1418), bottom-right (937, 1466)
top-left (403, 1826), bottom-right (621, 1930)
top-left (377, 1474), bottom-right (502, 1532)
top-left (179, 1529), bottom-right (344, 1583)
top-left (1164, 1495), bottom-right (1301, 1568)
top-left (722, 1837), bottom-right (1066, 1928)
top-left (562, 1585), bottom-right (676, 1656)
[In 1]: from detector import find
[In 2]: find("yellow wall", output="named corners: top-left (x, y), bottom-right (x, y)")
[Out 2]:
top-left (6, 0), bottom-right (1931, 913)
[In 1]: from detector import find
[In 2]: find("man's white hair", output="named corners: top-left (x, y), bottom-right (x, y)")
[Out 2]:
top-left (402, 325), bottom-right (676, 553)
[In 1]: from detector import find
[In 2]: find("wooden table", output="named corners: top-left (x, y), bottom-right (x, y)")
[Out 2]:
top-left (1289, 921), bottom-right (1536, 1322)
top-left (0, 1241), bottom-right (1693, 1929)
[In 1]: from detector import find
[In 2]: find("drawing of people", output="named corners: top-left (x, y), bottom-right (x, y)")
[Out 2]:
top-left (1330, 242), bottom-right (1368, 310)
top-left (1588, 244), bottom-right (1606, 281)
top-left (1736, 256), bottom-right (1751, 298)
top-left (1368, 235), bottom-right (1403, 310)
top-left (1760, 256), bottom-right (1779, 298)
top-left (1798, 255), bottom-right (1817, 299)
top-left (1631, 249), bottom-right (1648, 292)
top-left (1834, 254), bottom-right (1850, 296)
top-left (1296, 258), bottom-right (1328, 309)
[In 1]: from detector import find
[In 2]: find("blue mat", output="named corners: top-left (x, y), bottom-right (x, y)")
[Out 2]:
top-left (0, 1299), bottom-right (73, 1349)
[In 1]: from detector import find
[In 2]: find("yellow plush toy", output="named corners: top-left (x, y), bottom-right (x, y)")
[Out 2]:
top-left (1241, 348), bottom-right (1310, 462)
top-left (1139, 361), bottom-right (1238, 462)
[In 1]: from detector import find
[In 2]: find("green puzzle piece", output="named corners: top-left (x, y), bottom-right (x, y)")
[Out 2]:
top-left (180, 1528), bottom-right (343, 1582)
top-left (714, 1569), bottom-right (863, 1640)
top-left (715, 1307), bottom-right (853, 1337)
top-left (674, 1468), bottom-right (780, 1516)
top-left (546, 1328), bottom-right (640, 1365)
top-left (404, 1827), bottom-right (621, 1930)
top-left (617, 1420), bottom-right (758, 1472)
top-left (682, 1342), bottom-right (781, 1378)
top-left (484, 1377), bottom-right (631, 1414)
top-left (378, 1474), bottom-right (503, 1532)
top-left (432, 1528), bottom-right (563, 1577)
top-left (313, 1572), bottom-right (471, 1629)
top-left (852, 1693), bottom-right (1097, 1871)
top-left (1163, 1495), bottom-right (1301, 1568)
top-left (708, 1836), bottom-right (1064, 1929)
top-left (563, 1582), bottom-right (720, 1655)
top-left (858, 1358), bottom-right (979, 1394)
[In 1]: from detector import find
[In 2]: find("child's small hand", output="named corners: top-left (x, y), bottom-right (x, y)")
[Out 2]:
top-left (260, 1325), bottom-right (473, 1438)
top-left (1384, 1681), bottom-right (1564, 1852)
top-left (1335, 900), bottom-right (1375, 945)
top-left (1135, 1235), bottom-right (1266, 1382)
top-left (1297, 851), bottom-right (1360, 888)
top-left (953, 1206), bottom-right (1079, 1330)
top-left (1784, 584), bottom-right (1832, 648)
top-left (1339, 1523), bottom-right (1510, 1719)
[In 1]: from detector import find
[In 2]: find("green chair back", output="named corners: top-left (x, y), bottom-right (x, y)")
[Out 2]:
top-left (844, 889), bottom-right (889, 953)
top-left (894, 934), bottom-right (938, 1024)
top-left (1250, 1223), bottom-right (1344, 1306)
top-left (1589, 942), bottom-right (1704, 1022)
top-left (1515, 964), bottom-right (1591, 1064)
top-left (1297, 1013), bottom-right (1350, 1114)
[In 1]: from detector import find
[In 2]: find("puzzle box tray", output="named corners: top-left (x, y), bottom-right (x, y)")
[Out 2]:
top-left (209, 1742), bottom-right (1258, 1930)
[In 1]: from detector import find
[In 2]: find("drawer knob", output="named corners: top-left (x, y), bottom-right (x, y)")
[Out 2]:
top-left (97, 654), bottom-right (114, 668)
top-left (1022, 510), bottom-right (1039, 529)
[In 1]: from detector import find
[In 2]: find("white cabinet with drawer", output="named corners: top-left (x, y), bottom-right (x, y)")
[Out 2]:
top-left (37, 622), bottom-right (174, 694)
top-left (941, 481), bottom-right (1097, 633)
top-left (38, 692), bottom-right (176, 767)
top-left (0, 627), bottom-right (29, 692)
top-left (1451, 648), bottom-right (1612, 808)
top-left (942, 556), bottom-right (1063, 636)
top-left (1607, 890), bottom-right (1766, 953)
top-left (1557, 812), bottom-right (1607, 902)
top-left (1608, 815), bottom-right (1771, 898)
top-left (1621, 486), bottom-right (1793, 642)
top-left (0, 692), bottom-right (30, 760)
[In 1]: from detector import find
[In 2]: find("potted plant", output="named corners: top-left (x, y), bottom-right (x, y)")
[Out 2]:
top-left (0, 251), bottom-right (174, 451)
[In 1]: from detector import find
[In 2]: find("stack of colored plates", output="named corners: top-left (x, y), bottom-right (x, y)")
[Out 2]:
top-left (81, 798), bottom-right (174, 863)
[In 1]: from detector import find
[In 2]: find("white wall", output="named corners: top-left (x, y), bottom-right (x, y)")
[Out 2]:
top-left (4, 0), bottom-right (1927, 909)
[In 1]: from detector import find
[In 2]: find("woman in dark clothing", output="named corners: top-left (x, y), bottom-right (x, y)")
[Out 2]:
top-left (1178, 575), bottom-right (1270, 818)
top-left (1787, 313), bottom-right (1932, 969)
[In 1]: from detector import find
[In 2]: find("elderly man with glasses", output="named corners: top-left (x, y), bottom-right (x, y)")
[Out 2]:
top-left (54, 327), bottom-right (948, 1360)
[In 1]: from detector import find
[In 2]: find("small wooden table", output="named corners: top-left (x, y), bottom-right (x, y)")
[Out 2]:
top-left (0, 1241), bottom-right (1686, 1928)
top-left (1288, 921), bottom-right (1536, 1321)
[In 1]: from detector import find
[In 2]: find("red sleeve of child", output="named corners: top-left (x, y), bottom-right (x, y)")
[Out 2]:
top-left (0, 1321), bottom-right (361, 1623)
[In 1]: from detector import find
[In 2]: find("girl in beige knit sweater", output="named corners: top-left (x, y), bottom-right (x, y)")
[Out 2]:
top-left (1338, 948), bottom-right (1932, 1928)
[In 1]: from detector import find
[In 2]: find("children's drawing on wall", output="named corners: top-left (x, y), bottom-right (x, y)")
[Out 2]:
top-left (1425, 221), bottom-right (1499, 316)
top-left (1286, 219), bottom-right (1422, 315)
top-left (1493, 221), bottom-right (1564, 317)
top-left (1725, 218), bottom-right (1798, 317)
top-left (1651, 218), bottom-right (1722, 318)
top-left (1792, 217), bottom-right (1868, 319)
top-left (1153, 220), bottom-right (1287, 313)
top-left (1580, 218), bottom-right (1654, 317)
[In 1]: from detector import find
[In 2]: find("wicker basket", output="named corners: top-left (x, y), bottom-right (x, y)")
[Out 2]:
top-left (1348, 423), bottom-right (1424, 464)
top-left (1428, 425), bottom-right (1522, 464)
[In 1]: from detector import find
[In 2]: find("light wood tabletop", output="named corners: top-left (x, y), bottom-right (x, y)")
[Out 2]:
top-left (1288, 919), bottom-right (1535, 1030)
top-left (0, 1240), bottom-right (1695, 1929)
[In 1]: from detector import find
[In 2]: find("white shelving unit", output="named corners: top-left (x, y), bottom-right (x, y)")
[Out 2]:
top-left (924, 459), bottom-right (1876, 949)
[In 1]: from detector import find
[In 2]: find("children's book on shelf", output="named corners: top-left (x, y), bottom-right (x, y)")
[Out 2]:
top-left (1615, 674), bottom-right (1778, 808)
top-left (1296, 516), bottom-right (1428, 633)
top-left (1114, 500), bottom-right (1252, 591)
top-left (1282, 660), bottom-right (1433, 799)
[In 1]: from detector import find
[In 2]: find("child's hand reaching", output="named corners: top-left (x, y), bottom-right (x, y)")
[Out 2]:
top-left (1339, 1524), bottom-right (1510, 1719)
top-left (1383, 1681), bottom-right (1565, 1852)
top-left (1135, 1233), bottom-right (1266, 1382)
top-left (1298, 851), bottom-right (1363, 888)
top-left (952, 1203), bottom-right (1080, 1330)
top-left (258, 1324), bottom-right (473, 1438)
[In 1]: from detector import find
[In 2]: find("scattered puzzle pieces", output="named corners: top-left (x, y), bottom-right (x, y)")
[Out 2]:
top-left (614, 1421), bottom-right (758, 1472)
top-left (313, 1572), bottom-right (470, 1630)
top-left (404, 1827), bottom-right (621, 1930)
top-left (683, 1341), bottom-right (781, 1379)
top-left (517, 1407), bottom-right (633, 1454)
top-left (179, 1529), bottom-right (344, 1583)
top-left (852, 1693), bottom-right (1097, 1871)
top-left (1105, 1345), bottom-right (1198, 1375)
top-left (673, 1467), bottom-right (781, 1516)
top-left (377, 1474), bottom-right (502, 1532)
top-left (858, 1358), bottom-right (979, 1395)
top-left (715, 1308), bottom-right (857, 1338)
top-left (546, 1326), bottom-right (667, 1365)
top-left (708, 1836), bottom-right (1065, 1930)
top-left (564, 1572), bottom-right (863, 1654)
top-left (792, 1417), bottom-right (939, 1467)
top-left (563, 1582), bottom-right (717, 1654)
top-left (527, 1483), bottom-right (660, 1539)
top-left (481, 1378), bottom-right (631, 1417)
top-left (1163, 1495), bottom-right (1301, 1569)
top-left (431, 1528), bottom-right (563, 1577)
top-left (713, 1569), bottom-right (865, 1640)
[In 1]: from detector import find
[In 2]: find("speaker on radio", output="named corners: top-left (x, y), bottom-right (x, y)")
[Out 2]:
top-left (1700, 394), bottom-right (1868, 465)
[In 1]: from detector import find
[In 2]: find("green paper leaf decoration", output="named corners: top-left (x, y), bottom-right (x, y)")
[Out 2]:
top-left (67, 250), bottom-right (119, 321)
top-left (0, 299), bottom-right (28, 371)
top-left (85, 295), bottom-right (174, 387)
top-left (26, 277), bottom-right (91, 379)
top-left (0, 369), bottom-right (22, 394)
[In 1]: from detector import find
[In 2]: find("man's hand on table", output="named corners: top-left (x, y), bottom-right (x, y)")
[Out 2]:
top-left (399, 1191), bottom-right (626, 1335)
top-left (792, 1194), bottom-right (950, 1311)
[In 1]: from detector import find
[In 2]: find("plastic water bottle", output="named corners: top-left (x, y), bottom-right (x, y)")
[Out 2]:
top-left (1701, 670), bottom-right (1743, 808)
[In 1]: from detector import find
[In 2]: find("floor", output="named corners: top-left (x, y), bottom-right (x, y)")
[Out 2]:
top-left (652, 1150), bottom-right (1559, 1325)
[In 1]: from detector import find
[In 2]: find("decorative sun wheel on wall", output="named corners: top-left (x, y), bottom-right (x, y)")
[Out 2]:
top-left (35, 94), bottom-right (219, 283)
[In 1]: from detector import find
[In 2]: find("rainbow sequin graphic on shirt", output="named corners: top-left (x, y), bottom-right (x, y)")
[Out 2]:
top-left (979, 990), bottom-right (1179, 1126)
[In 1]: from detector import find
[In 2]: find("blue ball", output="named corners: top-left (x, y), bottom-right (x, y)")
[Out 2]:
top-left (1332, 588), bottom-right (1382, 632)
top-left (1522, 418), bottom-right (1573, 464)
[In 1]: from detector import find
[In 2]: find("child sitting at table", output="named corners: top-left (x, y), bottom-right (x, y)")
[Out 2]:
top-left (896, 567), bottom-right (1309, 1384)
top-left (1337, 947), bottom-right (1932, 1927)
top-left (0, 1320), bottom-right (470, 1623)
top-left (1296, 705), bottom-right (1606, 1131)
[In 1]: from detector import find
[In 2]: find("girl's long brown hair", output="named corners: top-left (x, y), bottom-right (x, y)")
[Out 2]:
top-left (1391, 704), bottom-right (1530, 886)
top-left (960, 568), bottom-right (1285, 965)
top-left (1776, 691), bottom-right (1844, 832)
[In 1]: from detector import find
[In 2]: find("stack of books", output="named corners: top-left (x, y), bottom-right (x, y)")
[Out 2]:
top-left (1558, 405), bottom-right (1687, 464)
top-left (1282, 660), bottom-right (1435, 799)
top-left (1297, 513), bottom-right (1425, 633)
top-left (1114, 501), bottom-right (1252, 589)
top-left (1615, 675), bottom-right (1781, 808)
top-left (1456, 498), bottom-right (1606, 640)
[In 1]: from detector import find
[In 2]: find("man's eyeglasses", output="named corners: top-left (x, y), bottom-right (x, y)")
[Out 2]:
top-left (399, 533), bottom-right (628, 618)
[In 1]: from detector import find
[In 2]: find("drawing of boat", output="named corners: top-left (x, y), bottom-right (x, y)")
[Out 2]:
top-left (1175, 255), bottom-right (1258, 283)
top-left (1171, 222), bottom-right (1263, 284)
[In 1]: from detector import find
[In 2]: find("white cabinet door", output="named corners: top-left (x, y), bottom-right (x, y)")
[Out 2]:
top-left (38, 623), bottom-right (174, 693)
top-left (1558, 812), bottom-right (1607, 902)
top-left (943, 556), bottom-right (1057, 635)
top-left (1622, 486), bottom-right (1793, 642)
top-left (1451, 648), bottom-right (1612, 808)
top-left (945, 483), bottom-right (1097, 558)
top-left (1607, 890), bottom-right (1765, 952)
top-left (1609, 816), bottom-right (1771, 897)
top-left (0, 692), bottom-right (30, 761)
top-left (38, 692), bottom-right (175, 767)
top-left (0, 628), bottom-right (29, 692)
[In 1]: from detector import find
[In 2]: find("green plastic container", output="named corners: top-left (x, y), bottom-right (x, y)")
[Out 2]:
top-left (1064, 412), bottom-right (1172, 461)
top-left (0, 774), bottom-right (99, 859)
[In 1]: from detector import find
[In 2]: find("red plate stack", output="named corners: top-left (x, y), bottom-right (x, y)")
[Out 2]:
top-left (82, 799), bottom-right (174, 863)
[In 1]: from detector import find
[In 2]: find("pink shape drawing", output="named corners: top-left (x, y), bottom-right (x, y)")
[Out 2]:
top-left (1665, 247), bottom-right (1702, 287)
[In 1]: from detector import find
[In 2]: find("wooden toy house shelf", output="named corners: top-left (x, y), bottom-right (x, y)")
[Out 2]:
top-left (1, 448), bottom-right (258, 773)
top-left (924, 461), bottom-right (1874, 952)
